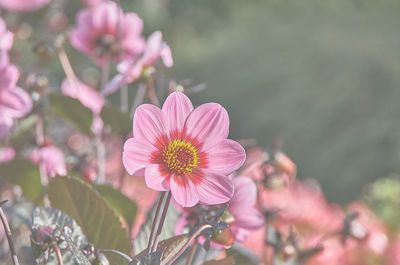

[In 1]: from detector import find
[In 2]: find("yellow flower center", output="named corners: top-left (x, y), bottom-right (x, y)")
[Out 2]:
top-left (162, 139), bottom-right (199, 175)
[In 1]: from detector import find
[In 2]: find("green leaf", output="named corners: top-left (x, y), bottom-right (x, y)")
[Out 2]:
top-left (0, 159), bottom-right (43, 204)
top-left (49, 93), bottom-right (93, 136)
top-left (100, 104), bottom-right (132, 135)
top-left (203, 257), bottom-right (235, 265)
top-left (48, 176), bottom-right (132, 260)
top-left (10, 115), bottom-right (37, 151)
top-left (31, 207), bottom-right (91, 265)
top-left (93, 184), bottom-right (138, 230)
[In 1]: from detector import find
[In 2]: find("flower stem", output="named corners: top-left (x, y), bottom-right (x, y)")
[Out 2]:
top-left (185, 240), bottom-right (197, 265)
top-left (164, 224), bottom-right (212, 265)
top-left (0, 207), bottom-right (20, 265)
top-left (53, 244), bottom-right (64, 265)
top-left (147, 192), bottom-right (167, 253)
top-left (120, 85), bottom-right (129, 113)
top-left (150, 191), bottom-right (172, 253)
top-left (147, 79), bottom-right (160, 107)
top-left (131, 83), bottom-right (147, 118)
top-left (95, 136), bottom-right (106, 184)
top-left (36, 115), bottom-right (50, 206)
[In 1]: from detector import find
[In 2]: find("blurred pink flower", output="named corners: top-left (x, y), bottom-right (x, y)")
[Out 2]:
top-left (103, 31), bottom-right (173, 95)
top-left (345, 202), bottom-right (389, 255)
top-left (0, 17), bottom-right (13, 51)
top-left (61, 78), bottom-right (104, 115)
top-left (0, 54), bottom-right (32, 138)
top-left (388, 235), bottom-right (400, 265)
top-left (174, 177), bottom-right (263, 247)
top-left (0, 0), bottom-right (51, 12)
top-left (0, 147), bottom-right (15, 163)
top-left (70, 1), bottom-right (145, 65)
top-left (61, 78), bottom-right (105, 135)
top-left (229, 176), bottom-right (265, 242)
top-left (123, 91), bottom-right (245, 207)
top-left (30, 145), bottom-right (67, 178)
top-left (261, 179), bottom-right (344, 233)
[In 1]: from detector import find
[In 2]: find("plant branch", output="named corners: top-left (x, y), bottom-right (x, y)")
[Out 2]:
top-left (0, 206), bottom-right (20, 265)
top-left (151, 191), bottom-right (172, 253)
top-left (147, 192), bottom-right (167, 253)
top-left (131, 83), bottom-right (147, 118)
top-left (164, 224), bottom-right (212, 265)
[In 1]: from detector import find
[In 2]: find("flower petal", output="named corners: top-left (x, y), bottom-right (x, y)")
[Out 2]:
top-left (145, 164), bottom-right (171, 191)
top-left (206, 139), bottom-right (245, 175)
top-left (162, 92), bottom-right (193, 136)
top-left (133, 104), bottom-right (168, 144)
top-left (232, 209), bottom-right (265, 230)
top-left (195, 169), bottom-right (234, 205)
top-left (229, 177), bottom-right (257, 211)
top-left (184, 103), bottom-right (229, 151)
top-left (171, 175), bottom-right (199, 207)
top-left (123, 138), bottom-right (155, 176)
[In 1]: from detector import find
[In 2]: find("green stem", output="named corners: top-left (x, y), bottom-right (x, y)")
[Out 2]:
top-left (0, 207), bottom-right (20, 265)
top-left (151, 191), bottom-right (172, 253)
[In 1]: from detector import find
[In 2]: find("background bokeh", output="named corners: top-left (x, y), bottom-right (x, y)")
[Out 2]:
top-left (4, 0), bottom-right (400, 204)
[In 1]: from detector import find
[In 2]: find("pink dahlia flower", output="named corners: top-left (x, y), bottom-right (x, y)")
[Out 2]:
top-left (123, 92), bottom-right (245, 207)
top-left (30, 145), bottom-right (67, 178)
top-left (103, 31), bottom-right (173, 95)
top-left (0, 0), bottom-right (51, 12)
top-left (0, 17), bottom-right (13, 51)
top-left (70, 1), bottom-right (145, 65)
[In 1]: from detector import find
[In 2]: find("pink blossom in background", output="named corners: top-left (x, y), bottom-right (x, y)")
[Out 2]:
top-left (0, 55), bottom-right (32, 138)
top-left (123, 91), bottom-right (245, 207)
top-left (0, 0), bottom-right (51, 12)
top-left (261, 179), bottom-right (344, 234)
top-left (388, 235), bottom-right (400, 265)
top-left (103, 31), bottom-right (173, 95)
top-left (228, 177), bottom-right (265, 242)
top-left (0, 147), bottom-right (15, 163)
top-left (80, 0), bottom-right (104, 8)
top-left (61, 78), bottom-right (104, 115)
top-left (345, 202), bottom-right (389, 255)
top-left (30, 145), bottom-right (67, 178)
top-left (70, 1), bottom-right (145, 65)
top-left (0, 17), bottom-right (13, 51)
top-left (174, 176), bottom-right (264, 246)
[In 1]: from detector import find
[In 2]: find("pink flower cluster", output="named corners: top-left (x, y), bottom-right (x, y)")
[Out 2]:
top-left (0, 0), bottom-right (51, 12)
top-left (0, 17), bottom-right (32, 139)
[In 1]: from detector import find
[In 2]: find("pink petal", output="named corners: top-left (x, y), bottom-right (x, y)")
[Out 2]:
top-left (0, 115), bottom-right (12, 139)
top-left (92, 1), bottom-right (119, 34)
top-left (162, 92), bottom-right (194, 135)
top-left (145, 164), bottom-right (171, 191)
top-left (123, 138), bottom-right (155, 176)
top-left (195, 169), bottom-right (234, 205)
top-left (133, 104), bottom-right (168, 144)
top-left (184, 103), bottom-right (229, 151)
top-left (206, 139), bottom-right (245, 175)
top-left (232, 209), bottom-right (265, 230)
top-left (0, 64), bottom-right (19, 89)
top-left (160, 43), bottom-right (173, 68)
top-left (0, 86), bottom-right (32, 119)
top-left (229, 177), bottom-right (257, 211)
top-left (142, 31), bottom-right (162, 67)
top-left (171, 175), bottom-right (199, 207)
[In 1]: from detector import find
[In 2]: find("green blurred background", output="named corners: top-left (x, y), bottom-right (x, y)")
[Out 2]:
top-left (6, 0), bottom-right (400, 204)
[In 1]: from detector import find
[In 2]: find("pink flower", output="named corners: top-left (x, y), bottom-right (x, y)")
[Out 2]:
top-left (123, 92), bottom-right (245, 207)
top-left (80, 0), bottom-right (104, 8)
top-left (30, 145), bottom-right (67, 178)
top-left (0, 0), bottom-right (51, 12)
top-left (388, 235), bottom-right (400, 265)
top-left (103, 31), bottom-right (173, 95)
top-left (0, 17), bottom-right (13, 51)
top-left (0, 147), bottom-right (15, 163)
top-left (228, 177), bottom-right (265, 242)
top-left (0, 54), bottom-right (32, 138)
top-left (70, 1), bottom-right (145, 65)
top-left (61, 78), bottom-right (104, 115)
